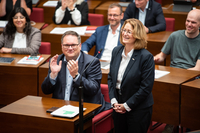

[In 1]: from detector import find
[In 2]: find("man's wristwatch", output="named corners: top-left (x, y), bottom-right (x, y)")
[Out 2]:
top-left (73, 73), bottom-right (78, 79)
top-left (69, 8), bottom-right (75, 12)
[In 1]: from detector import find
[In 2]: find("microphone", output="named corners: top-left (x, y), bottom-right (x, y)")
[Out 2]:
top-left (78, 49), bottom-right (102, 133)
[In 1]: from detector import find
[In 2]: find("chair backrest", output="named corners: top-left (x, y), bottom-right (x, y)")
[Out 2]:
top-left (100, 84), bottom-right (110, 103)
top-left (88, 13), bottom-right (104, 26)
top-left (165, 17), bottom-right (175, 31)
top-left (39, 42), bottom-right (51, 55)
top-left (30, 8), bottom-right (44, 23)
top-left (155, 0), bottom-right (162, 4)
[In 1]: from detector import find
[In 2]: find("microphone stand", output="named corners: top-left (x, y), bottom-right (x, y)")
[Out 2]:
top-left (78, 49), bottom-right (102, 133)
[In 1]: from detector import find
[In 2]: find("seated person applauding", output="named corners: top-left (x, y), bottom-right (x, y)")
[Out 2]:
top-left (53, 0), bottom-right (90, 25)
top-left (41, 31), bottom-right (110, 115)
top-left (0, 7), bottom-right (41, 55)
top-left (0, 0), bottom-right (32, 20)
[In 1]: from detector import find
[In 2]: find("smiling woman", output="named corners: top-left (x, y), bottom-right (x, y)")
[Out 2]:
top-left (108, 18), bottom-right (154, 133)
top-left (0, 7), bottom-right (41, 55)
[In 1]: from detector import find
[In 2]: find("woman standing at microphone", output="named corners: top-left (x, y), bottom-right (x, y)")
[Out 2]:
top-left (108, 18), bottom-right (155, 133)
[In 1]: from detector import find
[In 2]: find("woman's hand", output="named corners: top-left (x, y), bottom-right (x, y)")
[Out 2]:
top-left (113, 103), bottom-right (126, 114)
top-left (61, 0), bottom-right (74, 11)
top-left (0, 47), bottom-right (12, 53)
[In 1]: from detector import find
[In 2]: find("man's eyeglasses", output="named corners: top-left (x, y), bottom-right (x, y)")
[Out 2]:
top-left (62, 44), bottom-right (79, 49)
top-left (121, 29), bottom-right (133, 35)
top-left (13, 16), bottom-right (25, 20)
top-left (108, 14), bottom-right (121, 17)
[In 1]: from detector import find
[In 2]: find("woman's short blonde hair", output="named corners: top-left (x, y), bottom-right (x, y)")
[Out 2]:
top-left (120, 18), bottom-right (147, 49)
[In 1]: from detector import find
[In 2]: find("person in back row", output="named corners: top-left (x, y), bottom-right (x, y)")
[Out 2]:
top-left (0, 7), bottom-right (41, 55)
top-left (122, 0), bottom-right (166, 33)
top-left (53, 0), bottom-right (90, 25)
top-left (0, 0), bottom-right (32, 20)
top-left (81, 3), bottom-right (123, 61)
top-left (154, 9), bottom-right (200, 133)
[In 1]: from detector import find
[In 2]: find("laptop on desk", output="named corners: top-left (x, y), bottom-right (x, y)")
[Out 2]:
top-left (173, 0), bottom-right (192, 12)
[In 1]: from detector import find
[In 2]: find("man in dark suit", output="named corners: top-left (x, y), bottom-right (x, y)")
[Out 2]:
top-left (81, 3), bottom-right (123, 60)
top-left (122, 0), bottom-right (166, 33)
top-left (41, 31), bottom-right (110, 115)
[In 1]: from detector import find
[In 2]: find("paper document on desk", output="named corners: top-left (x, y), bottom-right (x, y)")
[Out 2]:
top-left (0, 20), bottom-right (8, 28)
top-left (50, 27), bottom-right (87, 35)
top-left (155, 70), bottom-right (170, 79)
top-left (51, 105), bottom-right (86, 118)
top-left (43, 1), bottom-right (58, 7)
top-left (17, 56), bottom-right (44, 65)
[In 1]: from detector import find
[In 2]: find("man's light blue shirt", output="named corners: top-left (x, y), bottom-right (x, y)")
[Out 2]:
top-left (138, 1), bottom-right (149, 25)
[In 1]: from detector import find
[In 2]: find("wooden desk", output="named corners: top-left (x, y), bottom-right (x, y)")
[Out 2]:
top-left (163, 4), bottom-right (200, 31)
top-left (41, 24), bottom-right (93, 56)
top-left (0, 95), bottom-right (101, 133)
top-left (153, 65), bottom-right (200, 126)
top-left (161, 0), bottom-right (173, 6)
top-left (181, 78), bottom-right (200, 130)
top-left (0, 54), bottom-right (50, 105)
top-left (37, 0), bottom-right (102, 24)
top-left (39, 63), bottom-right (200, 126)
top-left (95, 1), bottom-right (130, 25)
top-left (38, 62), bottom-right (109, 98)
top-left (147, 31), bottom-right (172, 66)
top-left (0, 22), bottom-right (45, 34)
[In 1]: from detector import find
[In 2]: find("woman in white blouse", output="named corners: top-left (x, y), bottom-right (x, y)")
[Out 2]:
top-left (0, 7), bottom-right (41, 55)
top-left (108, 18), bottom-right (155, 133)
top-left (53, 0), bottom-right (90, 25)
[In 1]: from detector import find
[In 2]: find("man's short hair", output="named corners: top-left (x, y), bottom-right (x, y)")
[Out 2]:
top-left (61, 31), bottom-right (81, 44)
top-left (108, 3), bottom-right (123, 14)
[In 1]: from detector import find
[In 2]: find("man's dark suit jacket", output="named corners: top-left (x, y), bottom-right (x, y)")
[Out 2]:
top-left (108, 45), bottom-right (154, 110)
top-left (52, 1), bottom-right (90, 25)
top-left (41, 51), bottom-right (110, 115)
top-left (122, 0), bottom-right (166, 33)
top-left (81, 24), bottom-right (122, 59)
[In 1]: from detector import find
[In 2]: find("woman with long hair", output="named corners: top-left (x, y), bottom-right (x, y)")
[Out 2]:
top-left (0, 7), bottom-right (41, 55)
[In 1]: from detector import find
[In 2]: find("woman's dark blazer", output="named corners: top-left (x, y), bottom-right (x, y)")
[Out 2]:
top-left (108, 45), bottom-right (154, 111)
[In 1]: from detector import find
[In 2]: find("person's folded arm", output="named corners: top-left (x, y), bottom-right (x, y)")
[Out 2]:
top-left (21, 0), bottom-right (32, 16)
top-left (55, 7), bottom-right (66, 24)
top-left (154, 52), bottom-right (167, 63)
top-left (70, 8), bottom-right (81, 25)
top-left (188, 59), bottom-right (200, 71)
top-left (81, 29), bottom-right (98, 52)
top-left (0, 0), bottom-right (6, 17)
